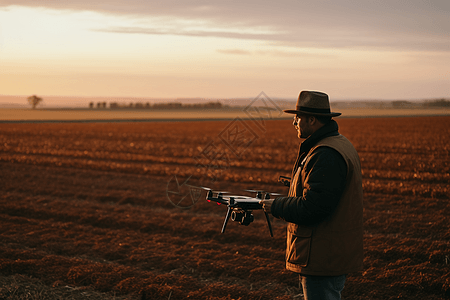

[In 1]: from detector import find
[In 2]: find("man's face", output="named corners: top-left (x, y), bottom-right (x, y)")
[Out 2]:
top-left (293, 114), bottom-right (314, 139)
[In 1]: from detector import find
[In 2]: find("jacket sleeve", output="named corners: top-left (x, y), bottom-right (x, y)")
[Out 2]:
top-left (271, 147), bottom-right (347, 226)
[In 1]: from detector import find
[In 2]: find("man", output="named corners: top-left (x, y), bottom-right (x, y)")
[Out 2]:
top-left (260, 91), bottom-right (363, 300)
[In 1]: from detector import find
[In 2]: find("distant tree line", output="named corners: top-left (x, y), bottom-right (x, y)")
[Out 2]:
top-left (422, 99), bottom-right (450, 107)
top-left (89, 102), bottom-right (107, 109)
top-left (391, 99), bottom-right (450, 108)
top-left (391, 100), bottom-right (414, 108)
top-left (89, 101), bottom-right (225, 109)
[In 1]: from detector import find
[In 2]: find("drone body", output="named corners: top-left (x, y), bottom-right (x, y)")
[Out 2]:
top-left (205, 189), bottom-right (279, 237)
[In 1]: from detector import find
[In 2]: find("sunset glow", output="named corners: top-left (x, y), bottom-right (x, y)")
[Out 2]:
top-left (0, 1), bottom-right (449, 102)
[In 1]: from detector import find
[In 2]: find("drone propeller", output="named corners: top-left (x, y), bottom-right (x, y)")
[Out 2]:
top-left (198, 186), bottom-right (213, 190)
top-left (198, 187), bottom-right (231, 194)
top-left (244, 189), bottom-right (282, 199)
top-left (244, 189), bottom-right (282, 195)
top-left (225, 195), bottom-right (252, 199)
top-left (199, 187), bottom-right (230, 193)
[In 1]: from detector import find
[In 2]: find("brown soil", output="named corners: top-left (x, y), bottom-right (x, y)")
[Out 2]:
top-left (0, 117), bottom-right (449, 299)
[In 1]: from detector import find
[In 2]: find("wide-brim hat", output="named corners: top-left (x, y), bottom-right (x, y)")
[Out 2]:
top-left (284, 91), bottom-right (341, 117)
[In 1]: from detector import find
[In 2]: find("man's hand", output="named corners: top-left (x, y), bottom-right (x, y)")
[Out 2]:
top-left (259, 199), bottom-right (275, 214)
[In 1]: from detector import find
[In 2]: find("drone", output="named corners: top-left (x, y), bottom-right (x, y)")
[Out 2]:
top-left (203, 187), bottom-right (284, 237)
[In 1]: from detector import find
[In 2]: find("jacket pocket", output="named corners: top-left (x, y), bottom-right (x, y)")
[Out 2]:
top-left (286, 225), bottom-right (312, 267)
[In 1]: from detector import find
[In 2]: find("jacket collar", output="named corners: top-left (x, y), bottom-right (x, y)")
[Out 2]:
top-left (300, 120), bottom-right (340, 155)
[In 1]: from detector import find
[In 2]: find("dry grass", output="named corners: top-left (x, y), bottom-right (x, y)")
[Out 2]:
top-left (0, 108), bottom-right (248, 121)
top-left (0, 274), bottom-right (132, 300)
top-left (1, 107), bottom-right (449, 122)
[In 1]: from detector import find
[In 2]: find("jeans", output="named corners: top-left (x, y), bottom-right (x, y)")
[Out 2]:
top-left (299, 274), bottom-right (347, 300)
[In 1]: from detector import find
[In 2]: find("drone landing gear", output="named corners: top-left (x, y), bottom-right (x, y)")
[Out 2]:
top-left (221, 206), bottom-right (273, 237)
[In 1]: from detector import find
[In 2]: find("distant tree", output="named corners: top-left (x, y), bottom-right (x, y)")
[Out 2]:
top-left (27, 95), bottom-right (43, 109)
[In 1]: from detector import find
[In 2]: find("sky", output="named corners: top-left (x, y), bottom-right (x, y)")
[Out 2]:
top-left (0, 0), bottom-right (449, 104)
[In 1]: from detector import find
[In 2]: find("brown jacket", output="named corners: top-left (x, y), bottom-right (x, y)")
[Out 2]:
top-left (280, 134), bottom-right (364, 275)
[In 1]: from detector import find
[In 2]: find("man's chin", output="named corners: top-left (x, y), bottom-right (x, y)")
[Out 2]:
top-left (299, 132), bottom-right (309, 139)
top-left (296, 129), bottom-right (307, 139)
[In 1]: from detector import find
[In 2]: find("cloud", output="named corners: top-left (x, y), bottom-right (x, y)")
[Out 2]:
top-left (216, 48), bottom-right (337, 58)
top-left (95, 26), bottom-right (282, 42)
top-left (1, 0), bottom-right (449, 51)
top-left (216, 49), bottom-right (252, 55)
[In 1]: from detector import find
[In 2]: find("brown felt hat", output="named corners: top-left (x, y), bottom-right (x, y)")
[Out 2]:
top-left (284, 91), bottom-right (341, 117)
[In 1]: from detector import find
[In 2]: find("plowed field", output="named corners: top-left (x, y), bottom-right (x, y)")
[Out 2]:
top-left (1, 116), bottom-right (449, 299)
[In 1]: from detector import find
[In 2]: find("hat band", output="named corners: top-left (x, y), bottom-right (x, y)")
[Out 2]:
top-left (297, 106), bottom-right (331, 114)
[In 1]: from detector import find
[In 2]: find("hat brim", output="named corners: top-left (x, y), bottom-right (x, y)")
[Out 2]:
top-left (283, 109), bottom-right (341, 117)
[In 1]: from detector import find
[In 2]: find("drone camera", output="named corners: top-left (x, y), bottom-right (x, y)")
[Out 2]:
top-left (231, 210), bottom-right (254, 226)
